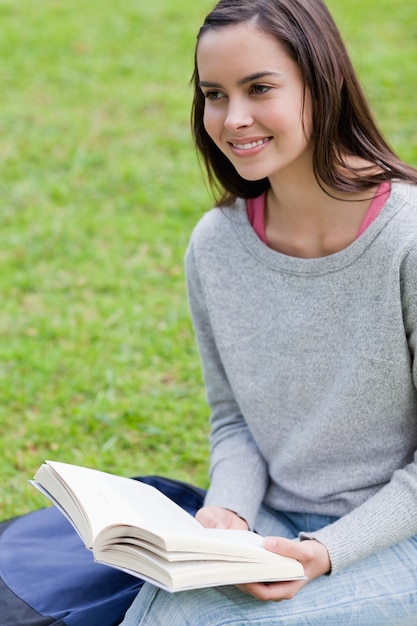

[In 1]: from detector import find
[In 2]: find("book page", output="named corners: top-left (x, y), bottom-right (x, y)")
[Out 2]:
top-left (35, 461), bottom-right (203, 546)
top-left (96, 544), bottom-right (305, 591)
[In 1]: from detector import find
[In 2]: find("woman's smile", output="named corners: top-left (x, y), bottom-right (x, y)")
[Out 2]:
top-left (229, 136), bottom-right (272, 155)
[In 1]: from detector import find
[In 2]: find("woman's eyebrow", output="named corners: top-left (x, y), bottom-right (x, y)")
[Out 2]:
top-left (199, 80), bottom-right (223, 89)
top-left (199, 71), bottom-right (282, 89)
top-left (237, 71), bottom-right (282, 84)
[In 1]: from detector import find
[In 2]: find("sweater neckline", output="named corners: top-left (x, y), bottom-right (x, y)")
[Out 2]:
top-left (231, 182), bottom-right (409, 275)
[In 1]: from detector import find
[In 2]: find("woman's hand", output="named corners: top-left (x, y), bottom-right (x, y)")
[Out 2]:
top-left (196, 506), bottom-right (249, 530)
top-left (196, 507), bottom-right (330, 602)
top-left (237, 537), bottom-right (331, 602)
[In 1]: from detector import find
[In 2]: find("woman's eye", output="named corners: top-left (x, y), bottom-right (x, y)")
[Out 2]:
top-left (204, 90), bottom-right (224, 101)
top-left (251, 84), bottom-right (271, 95)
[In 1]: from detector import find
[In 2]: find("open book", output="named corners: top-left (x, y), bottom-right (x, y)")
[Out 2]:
top-left (32, 461), bottom-right (305, 592)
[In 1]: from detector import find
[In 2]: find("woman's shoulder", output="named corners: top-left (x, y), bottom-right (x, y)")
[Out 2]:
top-left (392, 180), bottom-right (417, 204)
top-left (388, 182), bottom-right (417, 272)
top-left (390, 181), bottom-right (417, 230)
top-left (189, 198), bottom-right (247, 246)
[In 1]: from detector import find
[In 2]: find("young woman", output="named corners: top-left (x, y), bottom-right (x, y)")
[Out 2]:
top-left (121, 0), bottom-right (417, 623)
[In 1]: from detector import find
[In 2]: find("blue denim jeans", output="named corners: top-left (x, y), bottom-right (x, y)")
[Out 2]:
top-left (120, 506), bottom-right (417, 625)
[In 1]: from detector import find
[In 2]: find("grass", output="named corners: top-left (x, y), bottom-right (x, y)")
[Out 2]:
top-left (1, 0), bottom-right (416, 520)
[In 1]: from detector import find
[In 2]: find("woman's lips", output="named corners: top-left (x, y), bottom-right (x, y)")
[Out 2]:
top-left (229, 137), bottom-right (272, 155)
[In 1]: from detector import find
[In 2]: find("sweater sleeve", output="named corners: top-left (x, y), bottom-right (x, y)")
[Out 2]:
top-left (300, 244), bottom-right (417, 573)
top-left (185, 236), bottom-right (269, 529)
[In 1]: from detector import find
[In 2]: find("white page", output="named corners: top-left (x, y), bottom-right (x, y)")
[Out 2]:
top-left (35, 462), bottom-right (202, 545)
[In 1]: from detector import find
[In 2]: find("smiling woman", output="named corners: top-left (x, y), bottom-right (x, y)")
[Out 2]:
top-left (120, 0), bottom-right (417, 624)
top-left (192, 3), bottom-right (417, 207)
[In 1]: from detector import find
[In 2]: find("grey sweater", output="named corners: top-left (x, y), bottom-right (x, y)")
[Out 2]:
top-left (185, 182), bottom-right (417, 574)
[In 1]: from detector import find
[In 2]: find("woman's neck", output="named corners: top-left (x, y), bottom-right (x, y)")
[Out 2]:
top-left (265, 177), bottom-right (378, 258)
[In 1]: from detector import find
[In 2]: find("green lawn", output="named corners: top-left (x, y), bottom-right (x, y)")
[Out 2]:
top-left (1, 0), bottom-right (416, 520)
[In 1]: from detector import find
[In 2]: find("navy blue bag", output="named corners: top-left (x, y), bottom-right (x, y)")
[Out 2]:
top-left (0, 476), bottom-right (205, 626)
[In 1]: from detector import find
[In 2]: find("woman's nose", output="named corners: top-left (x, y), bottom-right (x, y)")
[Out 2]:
top-left (224, 97), bottom-right (253, 130)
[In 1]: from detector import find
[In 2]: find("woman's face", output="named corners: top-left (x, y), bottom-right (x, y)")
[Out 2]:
top-left (196, 22), bottom-right (313, 184)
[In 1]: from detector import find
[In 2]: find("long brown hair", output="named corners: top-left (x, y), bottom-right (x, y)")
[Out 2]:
top-left (191, 0), bottom-right (417, 205)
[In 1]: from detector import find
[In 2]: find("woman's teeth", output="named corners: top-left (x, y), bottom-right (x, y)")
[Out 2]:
top-left (232, 138), bottom-right (269, 150)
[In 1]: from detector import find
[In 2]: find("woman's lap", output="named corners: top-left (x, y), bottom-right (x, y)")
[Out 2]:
top-left (120, 508), bottom-right (417, 625)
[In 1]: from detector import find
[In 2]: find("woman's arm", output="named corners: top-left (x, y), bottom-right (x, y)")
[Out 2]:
top-left (186, 236), bottom-right (269, 527)
top-left (301, 243), bottom-right (417, 573)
